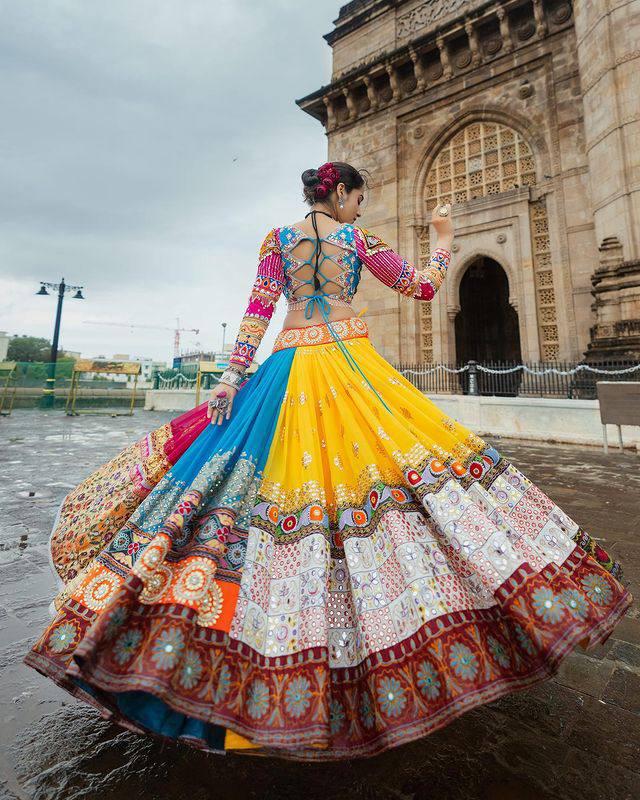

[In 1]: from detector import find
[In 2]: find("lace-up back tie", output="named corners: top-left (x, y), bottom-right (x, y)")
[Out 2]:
top-left (285, 211), bottom-right (391, 413)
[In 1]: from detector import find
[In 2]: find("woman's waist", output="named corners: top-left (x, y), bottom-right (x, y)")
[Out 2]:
top-left (272, 315), bottom-right (369, 352)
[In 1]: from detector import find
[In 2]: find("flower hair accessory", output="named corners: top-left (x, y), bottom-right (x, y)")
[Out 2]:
top-left (314, 162), bottom-right (341, 199)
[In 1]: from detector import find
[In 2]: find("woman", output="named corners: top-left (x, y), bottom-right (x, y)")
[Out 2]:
top-left (24, 162), bottom-right (633, 762)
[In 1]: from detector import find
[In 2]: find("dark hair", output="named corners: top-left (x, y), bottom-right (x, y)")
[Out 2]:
top-left (301, 161), bottom-right (368, 206)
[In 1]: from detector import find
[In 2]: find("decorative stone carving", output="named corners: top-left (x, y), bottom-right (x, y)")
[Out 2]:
top-left (529, 197), bottom-right (559, 360)
top-left (517, 20), bottom-right (536, 41)
top-left (586, 238), bottom-right (640, 359)
top-left (362, 75), bottom-right (378, 112)
top-left (425, 61), bottom-right (445, 82)
top-left (496, 233), bottom-right (507, 244)
top-left (322, 95), bottom-right (336, 131)
top-left (484, 37), bottom-right (503, 57)
top-left (436, 35), bottom-right (453, 79)
top-left (409, 46), bottom-right (427, 92)
top-left (532, 0), bottom-right (548, 38)
top-left (397, 0), bottom-right (469, 39)
top-left (424, 121), bottom-right (537, 206)
top-left (495, 3), bottom-right (514, 53)
top-left (518, 79), bottom-right (534, 99)
top-left (454, 49), bottom-right (473, 69)
top-left (465, 18), bottom-right (482, 68)
top-left (551, 3), bottom-right (572, 25)
top-left (343, 87), bottom-right (357, 122)
top-left (386, 61), bottom-right (401, 102)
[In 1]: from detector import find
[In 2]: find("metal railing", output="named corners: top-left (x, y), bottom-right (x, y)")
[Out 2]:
top-left (147, 358), bottom-right (640, 400)
top-left (393, 359), bottom-right (640, 399)
top-left (151, 365), bottom-right (226, 391)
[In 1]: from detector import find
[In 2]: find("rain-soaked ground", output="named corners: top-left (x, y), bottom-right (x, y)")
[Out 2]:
top-left (0, 409), bottom-right (638, 800)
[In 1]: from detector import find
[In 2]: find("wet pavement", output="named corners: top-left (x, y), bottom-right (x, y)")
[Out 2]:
top-left (0, 409), bottom-right (638, 800)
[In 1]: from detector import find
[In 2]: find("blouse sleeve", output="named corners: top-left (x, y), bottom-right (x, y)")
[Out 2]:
top-left (353, 225), bottom-right (451, 301)
top-left (219, 227), bottom-right (285, 388)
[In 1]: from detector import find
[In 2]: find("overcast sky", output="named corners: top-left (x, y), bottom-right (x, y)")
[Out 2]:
top-left (0, 0), bottom-right (344, 364)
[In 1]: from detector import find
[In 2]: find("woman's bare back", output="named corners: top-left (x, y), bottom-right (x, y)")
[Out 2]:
top-left (281, 216), bottom-right (358, 330)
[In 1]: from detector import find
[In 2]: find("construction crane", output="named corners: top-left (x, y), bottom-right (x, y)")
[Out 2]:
top-left (83, 317), bottom-right (200, 358)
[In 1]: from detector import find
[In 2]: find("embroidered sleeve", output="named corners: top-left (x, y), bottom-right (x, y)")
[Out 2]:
top-left (220, 227), bottom-right (284, 386)
top-left (353, 226), bottom-right (451, 301)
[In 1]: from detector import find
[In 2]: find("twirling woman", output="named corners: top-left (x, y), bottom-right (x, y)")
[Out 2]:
top-left (24, 161), bottom-right (633, 761)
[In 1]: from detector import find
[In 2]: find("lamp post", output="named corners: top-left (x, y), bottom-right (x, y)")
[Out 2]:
top-left (36, 278), bottom-right (84, 408)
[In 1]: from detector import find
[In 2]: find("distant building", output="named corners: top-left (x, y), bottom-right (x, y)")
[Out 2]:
top-left (172, 346), bottom-right (258, 379)
top-left (0, 331), bottom-right (9, 361)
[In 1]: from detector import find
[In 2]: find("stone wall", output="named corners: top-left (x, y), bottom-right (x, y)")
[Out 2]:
top-left (297, 0), bottom-right (640, 363)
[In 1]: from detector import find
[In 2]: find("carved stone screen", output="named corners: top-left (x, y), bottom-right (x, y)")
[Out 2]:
top-left (424, 122), bottom-right (536, 204)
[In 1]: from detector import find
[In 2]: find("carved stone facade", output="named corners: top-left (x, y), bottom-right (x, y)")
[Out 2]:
top-left (296, 0), bottom-right (640, 363)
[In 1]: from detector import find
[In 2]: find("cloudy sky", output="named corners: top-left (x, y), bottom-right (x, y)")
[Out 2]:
top-left (0, 0), bottom-right (344, 364)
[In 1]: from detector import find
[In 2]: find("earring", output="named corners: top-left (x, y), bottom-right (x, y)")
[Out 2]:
top-left (338, 196), bottom-right (345, 209)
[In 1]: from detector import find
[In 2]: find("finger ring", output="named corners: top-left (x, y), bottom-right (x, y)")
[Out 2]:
top-left (437, 204), bottom-right (450, 217)
top-left (208, 397), bottom-right (229, 410)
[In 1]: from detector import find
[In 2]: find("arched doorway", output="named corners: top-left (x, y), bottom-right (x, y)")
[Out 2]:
top-left (417, 120), bottom-right (560, 364)
top-left (455, 256), bottom-right (522, 395)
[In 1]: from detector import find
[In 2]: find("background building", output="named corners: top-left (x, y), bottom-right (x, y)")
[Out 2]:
top-left (0, 332), bottom-right (9, 362)
top-left (297, 0), bottom-right (639, 365)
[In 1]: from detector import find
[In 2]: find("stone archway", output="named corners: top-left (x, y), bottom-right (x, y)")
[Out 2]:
top-left (455, 255), bottom-right (522, 362)
top-left (415, 119), bottom-right (560, 363)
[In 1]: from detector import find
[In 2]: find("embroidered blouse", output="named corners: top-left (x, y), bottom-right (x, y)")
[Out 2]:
top-left (221, 223), bottom-right (451, 386)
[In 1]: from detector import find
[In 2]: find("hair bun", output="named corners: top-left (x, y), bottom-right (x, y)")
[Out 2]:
top-left (301, 168), bottom-right (321, 187)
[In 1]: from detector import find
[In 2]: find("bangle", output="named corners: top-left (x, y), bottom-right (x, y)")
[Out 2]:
top-left (219, 367), bottom-right (244, 388)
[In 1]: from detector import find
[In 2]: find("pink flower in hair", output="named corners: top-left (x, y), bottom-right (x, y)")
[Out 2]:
top-left (316, 162), bottom-right (341, 193)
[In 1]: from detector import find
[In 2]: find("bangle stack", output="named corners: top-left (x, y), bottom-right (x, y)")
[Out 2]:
top-left (219, 364), bottom-right (246, 388)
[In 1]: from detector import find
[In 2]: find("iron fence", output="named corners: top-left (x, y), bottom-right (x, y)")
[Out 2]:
top-left (152, 364), bottom-right (199, 390)
top-left (393, 359), bottom-right (640, 399)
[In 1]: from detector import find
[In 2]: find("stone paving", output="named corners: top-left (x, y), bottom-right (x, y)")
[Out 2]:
top-left (0, 409), bottom-right (638, 800)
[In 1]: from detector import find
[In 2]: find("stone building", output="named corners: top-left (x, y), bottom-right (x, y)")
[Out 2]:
top-left (296, 0), bottom-right (640, 365)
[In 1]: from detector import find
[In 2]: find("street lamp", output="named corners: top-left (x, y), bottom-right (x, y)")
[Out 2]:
top-left (36, 277), bottom-right (85, 408)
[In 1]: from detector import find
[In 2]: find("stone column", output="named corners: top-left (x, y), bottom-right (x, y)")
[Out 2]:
top-left (575, 0), bottom-right (640, 359)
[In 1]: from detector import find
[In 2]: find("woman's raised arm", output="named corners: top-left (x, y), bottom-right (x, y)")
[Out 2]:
top-left (353, 203), bottom-right (454, 301)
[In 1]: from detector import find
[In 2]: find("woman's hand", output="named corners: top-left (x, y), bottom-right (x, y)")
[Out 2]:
top-left (430, 201), bottom-right (454, 242)
top-left (207, 383), bottom-right (239, 426)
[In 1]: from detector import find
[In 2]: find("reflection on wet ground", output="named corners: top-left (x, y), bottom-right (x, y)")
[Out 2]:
top-left (0, 409), bottom-right (638, 800)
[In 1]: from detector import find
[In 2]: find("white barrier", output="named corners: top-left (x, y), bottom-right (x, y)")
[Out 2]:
top-left (426, 394), bottom-right (639, 451)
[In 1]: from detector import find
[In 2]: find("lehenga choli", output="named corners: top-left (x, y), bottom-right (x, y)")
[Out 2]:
top-left (23, 221), bottom-right (633, 761)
